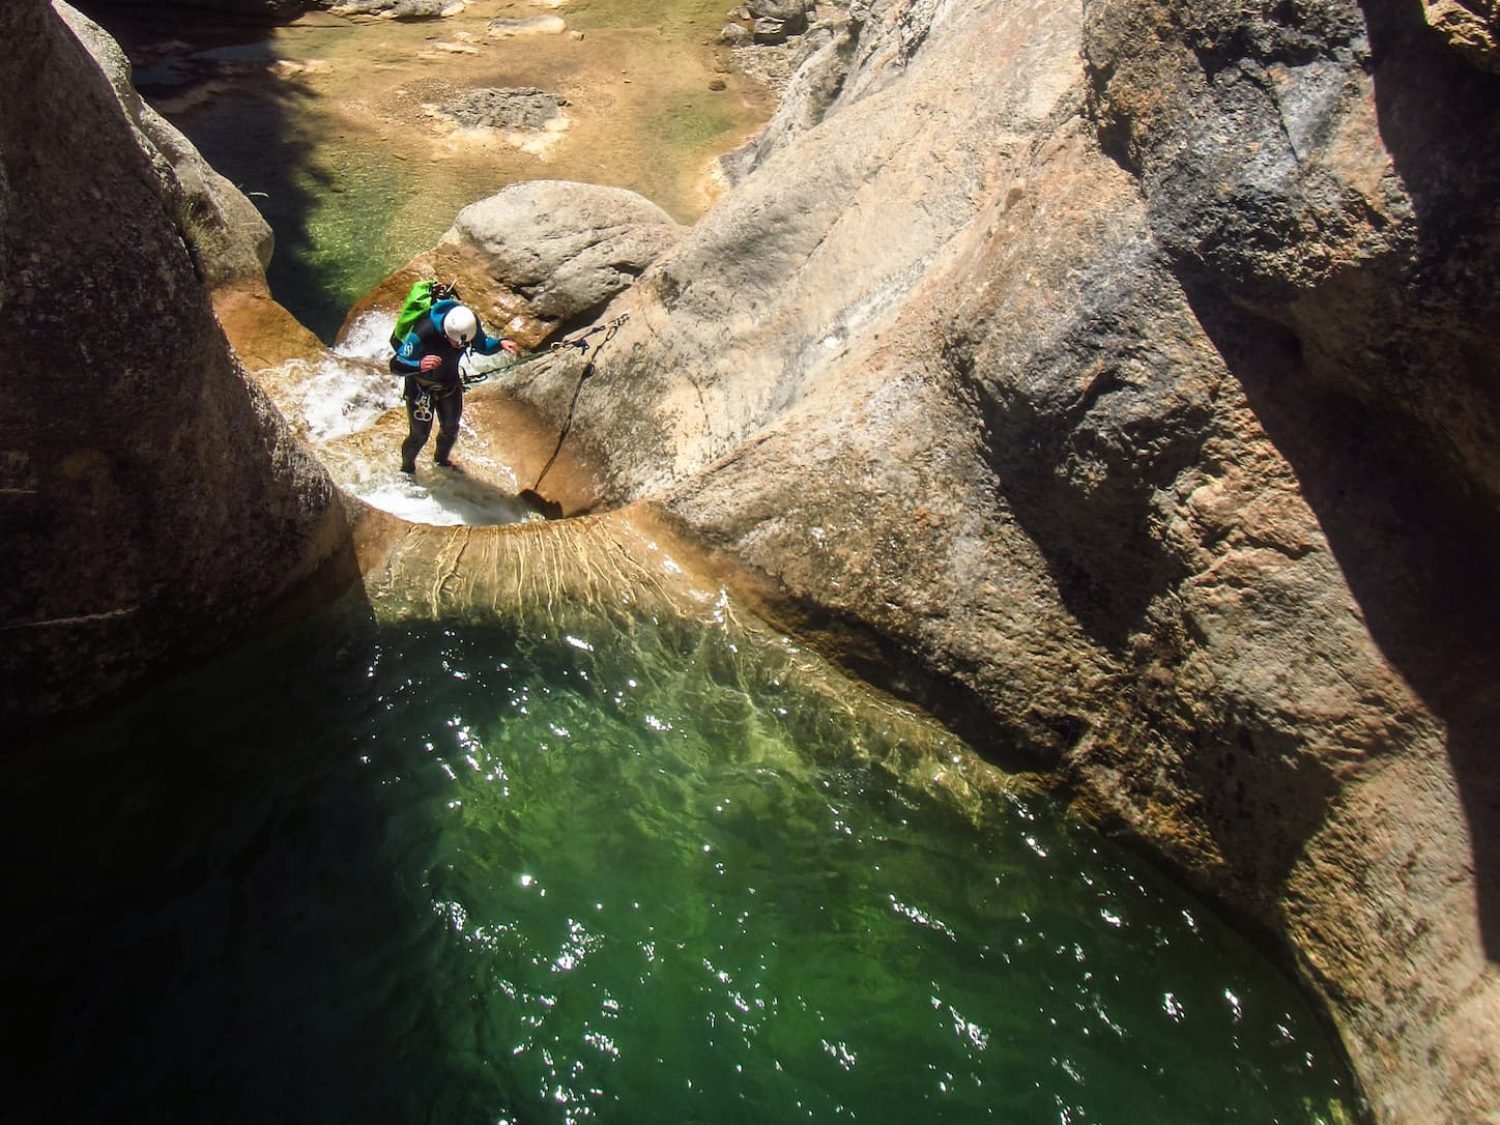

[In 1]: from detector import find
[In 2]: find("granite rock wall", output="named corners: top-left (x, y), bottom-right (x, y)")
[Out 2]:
top-left (499, 0), bottom-right (1500, 1117)
top-left (0, 0), bottom-right (358, 730)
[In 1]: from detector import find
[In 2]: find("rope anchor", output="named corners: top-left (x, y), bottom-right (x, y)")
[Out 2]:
top-left (462, 312), bottom-right (630, 387)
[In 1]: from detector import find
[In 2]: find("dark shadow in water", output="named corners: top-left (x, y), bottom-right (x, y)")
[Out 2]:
top-left (0, 605), bottom-right (535, 1125)
top-left (0, 596), bottom-right (1361, 1125)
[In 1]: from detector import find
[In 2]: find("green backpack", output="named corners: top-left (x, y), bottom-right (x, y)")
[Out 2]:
top-left (390, 280), bottom-right (458, 350)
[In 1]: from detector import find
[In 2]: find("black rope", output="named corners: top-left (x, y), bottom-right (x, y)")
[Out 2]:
top-left (461, 313), bottom-right (630, 388)
top-left (529, 316), bottom-right (626, 493)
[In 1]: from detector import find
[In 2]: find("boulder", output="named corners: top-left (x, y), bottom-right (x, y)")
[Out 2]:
top-left (53, 1), bottom-right (274, 293)
top-left (440, 180), bottom-right (684, 323)
top-left (747, 0), bottom-right (808, 26)
top-left (1, 0), bottom-right (357, 729)
top-left (748, 0), bottom-right (809, 40)
top-left (720, 21), bottom-right (754, 46)
top-left (386, 0), bottom-right (466, 20)
top-left (752, 16), bottom-right (796, 43)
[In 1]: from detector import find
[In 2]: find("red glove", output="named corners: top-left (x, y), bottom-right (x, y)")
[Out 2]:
top-left (501, 339), bottom-right (521, 357)
top-left (419, 354), bottom-right (441, 373)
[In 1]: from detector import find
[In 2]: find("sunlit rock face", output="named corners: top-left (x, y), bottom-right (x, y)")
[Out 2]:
top-left (494, 0), bottom-right (1500, 1118)
top-left (1421, 0), bottom-right (1500, 70)
top-left (441, 181), bottom-right (684, 326)
top-left (0, 0), bottom-right (357, 728)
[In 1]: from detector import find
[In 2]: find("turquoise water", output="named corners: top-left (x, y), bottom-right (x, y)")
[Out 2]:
top-left (1, 598), bottom-right (1356, 1124)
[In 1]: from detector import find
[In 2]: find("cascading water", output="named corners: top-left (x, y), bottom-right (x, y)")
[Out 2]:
top-left (262, 308), bottom-right (547, 527)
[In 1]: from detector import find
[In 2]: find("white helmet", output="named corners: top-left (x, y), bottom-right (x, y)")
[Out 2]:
top-left (443, 305), bottom-right (478, 346)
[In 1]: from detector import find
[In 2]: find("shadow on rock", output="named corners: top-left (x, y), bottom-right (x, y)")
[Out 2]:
top-left (1185, 284), bottom-right (1500, 958)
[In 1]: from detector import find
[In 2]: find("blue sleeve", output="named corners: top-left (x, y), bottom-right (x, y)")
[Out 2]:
top-left (471, 332), bottom-right (505, 357)
top-left (391, 330), bottom-right (423, 371)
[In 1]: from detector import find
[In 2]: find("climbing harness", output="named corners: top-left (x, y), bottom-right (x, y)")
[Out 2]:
top-left (461, 313), bottom-right (631, 387)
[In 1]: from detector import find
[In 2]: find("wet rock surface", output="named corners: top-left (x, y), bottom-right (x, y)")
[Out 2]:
top-left (8, 0), bottom-right (1500, 1118)
top-left (490, 0), bottom-right (1500, 1119)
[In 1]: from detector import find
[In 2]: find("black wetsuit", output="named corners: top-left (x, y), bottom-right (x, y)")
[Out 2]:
top-left (389, 301), bottom-right (504, 471)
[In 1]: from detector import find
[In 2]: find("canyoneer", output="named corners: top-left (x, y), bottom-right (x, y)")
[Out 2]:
top-left (389, 283), bottom-right (520, 474)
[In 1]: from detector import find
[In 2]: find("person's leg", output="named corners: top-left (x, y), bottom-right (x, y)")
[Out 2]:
top-left (401, 393), bottom-right (434, 472)
top-left (433, 390), bottom-right (464, 466)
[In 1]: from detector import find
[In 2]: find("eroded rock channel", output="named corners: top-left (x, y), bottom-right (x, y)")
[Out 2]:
top-left (4, 0), bottom-right (1500, 1121)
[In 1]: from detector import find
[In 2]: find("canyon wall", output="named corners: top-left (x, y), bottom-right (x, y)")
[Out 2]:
top-left (0, 0), bottom-right (358, 730)
top-left (501, 0), bottom-right (1500, 1118)
top-left (5, 0), bottom-right (1498, 1117)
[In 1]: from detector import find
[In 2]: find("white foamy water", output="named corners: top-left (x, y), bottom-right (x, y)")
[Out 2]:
top-left (265, 310), bottom-right (540, 527)
top-left (337, 310), bottom-right (400, 362)
top-left (357, 463), bottom-right (540, 527)
top-left (279, 312), bottom-right (403, 442)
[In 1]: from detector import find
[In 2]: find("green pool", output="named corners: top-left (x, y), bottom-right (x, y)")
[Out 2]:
top-left (2, 589), bottom-right (1357, 1123)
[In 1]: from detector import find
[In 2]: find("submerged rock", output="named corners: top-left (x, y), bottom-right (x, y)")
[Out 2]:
top-left (437, 86), bottom-right (567, 131)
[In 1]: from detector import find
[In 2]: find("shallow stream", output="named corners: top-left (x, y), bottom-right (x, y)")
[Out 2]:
top-left (120, 0), bottom-right (775, 339)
